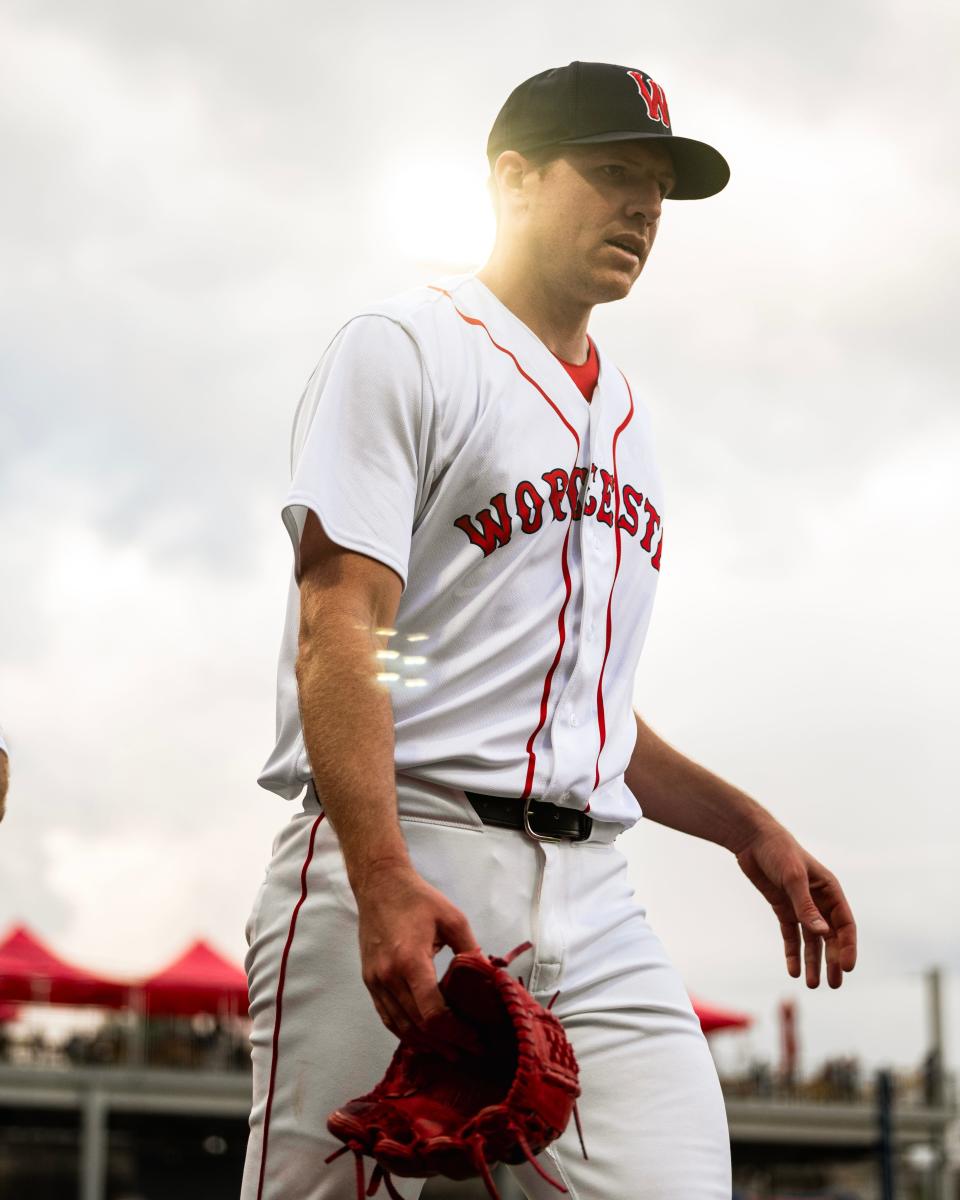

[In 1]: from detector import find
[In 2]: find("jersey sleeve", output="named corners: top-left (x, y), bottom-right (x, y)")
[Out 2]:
top-left (281, 314), bottom-right (434, 591)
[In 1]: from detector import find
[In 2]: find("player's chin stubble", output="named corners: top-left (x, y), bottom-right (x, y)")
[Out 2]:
top-left (587, 242), bottom-right (647, 302)
top-left (586, 263), bottom-right (639, 304)
top-left (539, 243), bottom-right (636, 308)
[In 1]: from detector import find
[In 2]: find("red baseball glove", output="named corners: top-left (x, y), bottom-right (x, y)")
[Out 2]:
top-left (325, 942), bottom-right (587, 1199)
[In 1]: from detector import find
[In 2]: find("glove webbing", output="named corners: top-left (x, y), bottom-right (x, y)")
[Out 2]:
top-left (326, 1119), bottom-right (574, 1199)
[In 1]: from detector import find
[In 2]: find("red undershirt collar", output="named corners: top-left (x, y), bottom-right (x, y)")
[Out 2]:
top-left (553, 335), bottom-right (599, 403)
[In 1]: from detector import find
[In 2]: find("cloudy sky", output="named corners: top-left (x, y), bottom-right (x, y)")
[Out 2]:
top-left (2, 0), bottom-right (958, 1079)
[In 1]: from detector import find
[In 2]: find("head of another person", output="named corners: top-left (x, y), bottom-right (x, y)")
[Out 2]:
top-left (484, 62), bottom-right (730, 308)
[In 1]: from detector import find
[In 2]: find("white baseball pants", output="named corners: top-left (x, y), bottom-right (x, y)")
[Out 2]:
top-left (240, 777), bottom-right (732, 1199)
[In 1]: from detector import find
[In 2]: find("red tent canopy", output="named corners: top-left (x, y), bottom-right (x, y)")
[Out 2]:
top-left (136, 939), bottom-right (249, 1017)
top-left (690, 995), bottom-right (753, 1034)
top-left (0, 924), bottom-right (129, 1009)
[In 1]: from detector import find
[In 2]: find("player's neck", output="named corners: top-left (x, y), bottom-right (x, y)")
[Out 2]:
top-left (476, 257), bottom-right (592, 365)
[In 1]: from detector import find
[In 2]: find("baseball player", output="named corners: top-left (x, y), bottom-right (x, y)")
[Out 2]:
top-left (242, 61), bottom-right (858, 1199)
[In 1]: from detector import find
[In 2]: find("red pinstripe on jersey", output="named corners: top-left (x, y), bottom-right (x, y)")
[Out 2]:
top-left (524, 520), bottom-right (576, 800)
top-left (255, 810), bottom-right (326, 1200)
top-left (593, 372), bottom-right (636, 789)
top-left (428, 285), bottom-right (581, 801)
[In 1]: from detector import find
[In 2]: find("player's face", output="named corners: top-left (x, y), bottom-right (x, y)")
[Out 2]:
top-left (524, 141), bottom-right (676, 304)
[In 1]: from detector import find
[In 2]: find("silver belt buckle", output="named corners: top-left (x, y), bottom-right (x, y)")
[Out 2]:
top-left (522, 795), bottom-right (567, 843)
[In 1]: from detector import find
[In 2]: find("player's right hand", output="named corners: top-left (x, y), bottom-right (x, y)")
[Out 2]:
top-left (354, 862), bottom-right (479, 1039)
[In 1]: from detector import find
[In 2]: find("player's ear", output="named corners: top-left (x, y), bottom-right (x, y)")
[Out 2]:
top-left (491, 151), bottom-right (532, 214)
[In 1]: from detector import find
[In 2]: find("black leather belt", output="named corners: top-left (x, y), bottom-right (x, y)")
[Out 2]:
top-left (464, 790), bottom-right (593, 842)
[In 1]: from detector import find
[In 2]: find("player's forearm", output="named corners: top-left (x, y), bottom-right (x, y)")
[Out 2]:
top-left (624, 712), bottom-right (780, 853)
top-left (296, 614), bottom-right (411, 897)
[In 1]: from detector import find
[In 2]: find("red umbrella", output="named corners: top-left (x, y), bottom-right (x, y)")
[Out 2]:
top-left (690, 996), bottom-right (753, 1034)
top-left (137, 939), bottom-right (249, 1017)
top-left (0, 924), bottom-right (130, 1009)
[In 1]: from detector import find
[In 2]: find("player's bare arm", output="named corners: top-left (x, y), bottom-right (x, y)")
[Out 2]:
top-left (295, 510), bottom-right (478, 1039)
top-left (625, 711), bottom-right (857, 989)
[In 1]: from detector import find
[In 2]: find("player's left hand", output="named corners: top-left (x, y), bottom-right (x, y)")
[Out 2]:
top-left (733, 823), bottom-right (857, 989)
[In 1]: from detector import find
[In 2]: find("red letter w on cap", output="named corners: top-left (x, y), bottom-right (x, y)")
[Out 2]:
top-left (627, 71), bottom-right (671, 129)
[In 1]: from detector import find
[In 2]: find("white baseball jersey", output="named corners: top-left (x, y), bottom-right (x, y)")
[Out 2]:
top-left (258, 272), bottom-right (666, 828)
top-left (0, 726), bottom-right (6, 755)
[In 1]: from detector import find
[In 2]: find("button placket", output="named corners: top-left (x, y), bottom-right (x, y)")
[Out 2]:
top-left (543, 411), bottom-right (609, 801)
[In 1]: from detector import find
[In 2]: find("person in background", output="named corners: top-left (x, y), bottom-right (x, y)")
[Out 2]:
top-left (0, 725), bottom-right (8, 822)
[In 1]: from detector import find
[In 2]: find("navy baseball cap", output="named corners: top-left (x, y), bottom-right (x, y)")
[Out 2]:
top-left (487, 61), bottom-right (730, 200)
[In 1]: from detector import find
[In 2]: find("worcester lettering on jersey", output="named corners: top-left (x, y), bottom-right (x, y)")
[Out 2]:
top-left (454, 463), bottom-right (663, 571)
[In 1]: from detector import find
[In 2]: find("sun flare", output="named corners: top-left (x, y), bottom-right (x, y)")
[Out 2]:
top-left (376, 153), bottom-right (495, 268)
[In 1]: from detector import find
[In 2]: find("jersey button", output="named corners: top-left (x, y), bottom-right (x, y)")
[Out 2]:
top-left (569, 712), bottom-right (578, 727)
